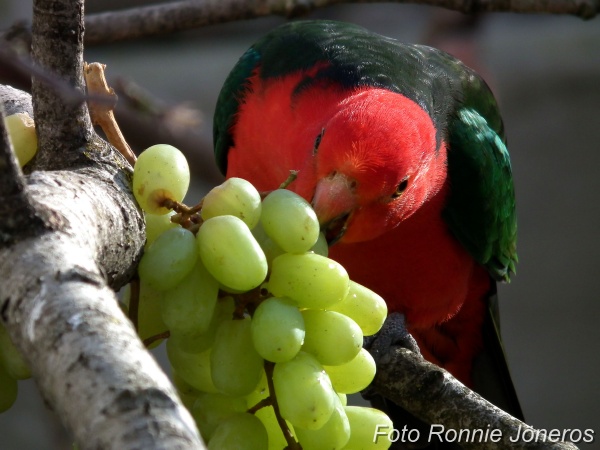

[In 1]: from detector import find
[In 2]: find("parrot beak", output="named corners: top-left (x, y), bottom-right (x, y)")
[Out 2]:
top-left (312, 172), bottom-right (356, 245)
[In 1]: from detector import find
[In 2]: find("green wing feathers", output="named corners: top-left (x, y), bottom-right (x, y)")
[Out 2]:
top-left (444, 108), bottom-right (517, 282)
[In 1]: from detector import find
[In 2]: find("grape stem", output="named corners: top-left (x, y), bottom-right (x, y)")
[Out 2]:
top-left (127, 277), bottom-right (140, 331)
top-left (143, 330), bottom-right (170, 348)
top-left (161, 198), bottom-right (204, 233)
top-left (258, 170), bottom-right (300, 199)
top-left (226, 286), bottom-right (266, 319)
top-left (279, 170), bottom-right (299, 189)
top-left (161, 198), bottom-right (202, 215)
top-left (264, 361), bottom-right (302, 450)
top-left (247, 396), bottom-right (272, 414)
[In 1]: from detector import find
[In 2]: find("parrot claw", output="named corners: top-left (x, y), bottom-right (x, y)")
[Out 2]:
top-left (362, 312), bottom-right (423, 413)
top-left (363, 312), bottom-right (422, 364)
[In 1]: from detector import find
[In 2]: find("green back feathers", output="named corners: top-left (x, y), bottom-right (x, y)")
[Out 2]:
top-left (213, 20), bottom-right (517, 281)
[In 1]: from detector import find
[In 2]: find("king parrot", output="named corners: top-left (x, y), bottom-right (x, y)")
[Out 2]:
top-left (213, 19), bottom-right (523, 430)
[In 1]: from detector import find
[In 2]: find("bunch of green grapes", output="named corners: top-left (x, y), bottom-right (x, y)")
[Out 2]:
top-left (132, 144), bottom-right (394, 450)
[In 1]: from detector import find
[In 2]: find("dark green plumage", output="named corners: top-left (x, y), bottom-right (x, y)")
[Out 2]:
top-left (214, 19), bottom-right (517, 283)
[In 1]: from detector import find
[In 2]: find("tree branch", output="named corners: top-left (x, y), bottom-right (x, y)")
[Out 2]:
top-left (0, 84), bottom-right (206, 450)
top-left (0, 0), bottom-right (206, 446)
top-left (84, 0), bottom-right (598, 45)
top-left (374, 347), bottom-right (579, 450)
top-left (30, 0), bottom-right (93, 170)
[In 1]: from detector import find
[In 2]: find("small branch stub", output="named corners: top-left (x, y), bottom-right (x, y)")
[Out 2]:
top-left (84, 62), bottom-right (137, 166)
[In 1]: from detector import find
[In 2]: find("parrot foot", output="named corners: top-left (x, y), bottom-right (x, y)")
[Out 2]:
top-left (363, 312), bottom-right (422, 364)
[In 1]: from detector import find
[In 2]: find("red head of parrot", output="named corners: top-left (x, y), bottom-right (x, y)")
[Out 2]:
top-left (305, 88), bottom-right (448, 245)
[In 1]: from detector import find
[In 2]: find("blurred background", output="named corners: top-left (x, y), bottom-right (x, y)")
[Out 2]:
top-left (1, 0), bottom-right (599, 448)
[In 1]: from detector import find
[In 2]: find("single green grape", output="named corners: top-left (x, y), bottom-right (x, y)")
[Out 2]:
top-left (301, 309), bottom-right (362, 366)
top-left (0, 324), bottom-right (30, 380)
top-left (122, 281), bottom-right (167, 349)
top-left (166, 341), bottom-right (219, 394)
top-left (133, 144), bottom-right (190, 215)
top-left (4, 112), bottom-right (37, 167)
top-left (161, 259), bottom-right (219, 335)
top-left (324, 348), bottom-right (376, 394)
top-left (192, 393), bottom-right (248, 441)
top-left (138, 227), bottom-right (198, 291)
top-left (168, 297), bottom-right (235, 355)
top-left (197, 215), bottom-right (268, 292)
top-left (344, 406), bottom-right (394, 449)
top-left (210, 318), bottom-right (264, 397)
top-left (201, 177), bottom-right (262, 229)
top-left (251, 297), bottom-right (305, 363)
top-left (273, 351), bottom-right (336, 430)
top-left (261, 189), bottom-right (320, 254)
top-left (168, 329), bottom-right (213, 355)
top-left (207, 413), bottom-right (268, 450)
top-left (268, 253), bottom-right (349, 309)
top-left (295, 395), bottom-right (350, 450)
top-left (329, 281), bottom-right (387, 336)
top-left (0, 363), bottom-right (18, 413)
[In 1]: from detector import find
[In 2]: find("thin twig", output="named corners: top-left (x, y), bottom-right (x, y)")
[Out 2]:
top-left (0, 44), bottom-right (140, 111)
top-left (247, 396), bottom-right (272, 414)
top-left (143, 330), bottom-right (170, 348)
top-left (279, 170), bottom-right (299, 189)
top-left (0, 44), bottom-right (85, 108)
top-left (113, 78), bottom-right (203, 132)
top-left (84, 0), bottom-right (599, 45)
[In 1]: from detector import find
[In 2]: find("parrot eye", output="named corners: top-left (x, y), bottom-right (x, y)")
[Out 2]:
top-left (392, 178), bottom-right (409, 199)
